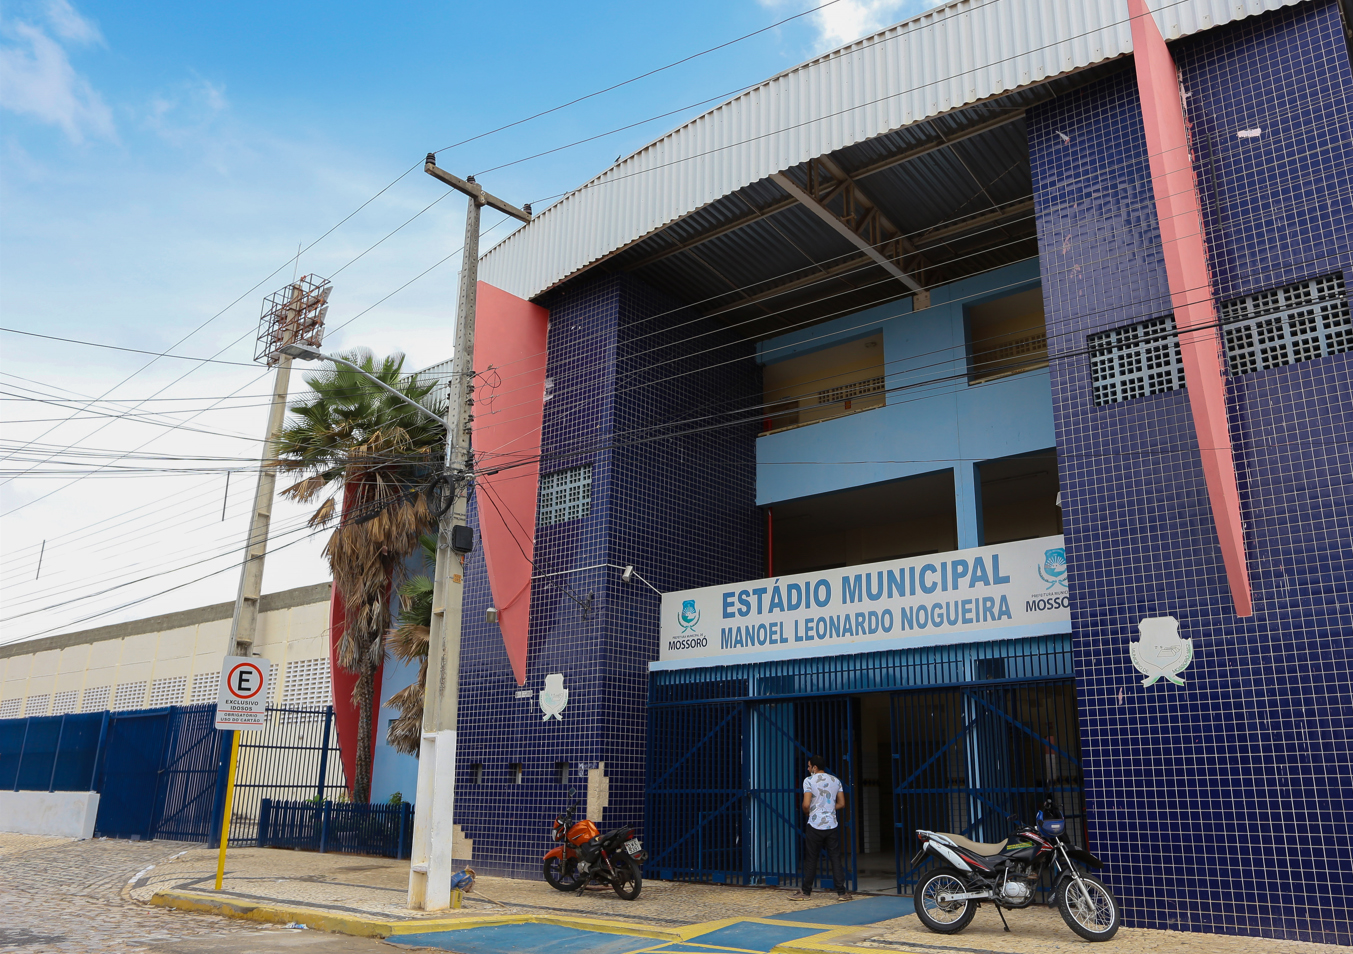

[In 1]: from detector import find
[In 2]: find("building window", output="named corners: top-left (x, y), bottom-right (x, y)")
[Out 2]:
top-left (24, 695), bottom-right (49, 717)
top-left (1087, 315), bottom-right (1185, 406)
top-left (555, 760), bottom-right (569, 784)
top-left (539, 466), bottom-right (592, 527)
top-left (762, 333), bottom-right (886, 432)
top-left (1221, 273), bottom-right (1350, 375)
top-left (0, 698), bottom-right (19, 720)
top-left (509, 762), bottom-right (524, 784)
top-left (471, 763), bottom-right (484, 784)
top-left (968, 287), bottom-right (1049, 383)
top-left (50, 690), bottom-right (79, 716)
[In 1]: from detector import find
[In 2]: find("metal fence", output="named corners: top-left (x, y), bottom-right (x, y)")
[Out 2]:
top-left (2, 703), bottom-right (351, 848)
top-left (223, 705), bottom-right (347, 846)
top-left (258, 798), bottom-right (414, 858)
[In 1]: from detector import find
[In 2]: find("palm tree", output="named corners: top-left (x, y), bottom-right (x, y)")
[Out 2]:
top-left (384, 534), bottom-right (436, 757)
top-left (276, 349), bottom-right (444, 802)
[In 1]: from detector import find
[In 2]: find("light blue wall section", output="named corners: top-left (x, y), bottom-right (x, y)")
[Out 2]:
top-left (757, 259), bottom-right (1052, 546)
top-left (371, 653), bottom-right (421, 804)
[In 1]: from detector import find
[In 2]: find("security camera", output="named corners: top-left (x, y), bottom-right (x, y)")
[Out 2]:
top-left (621, 566), bottom-right (635, 584)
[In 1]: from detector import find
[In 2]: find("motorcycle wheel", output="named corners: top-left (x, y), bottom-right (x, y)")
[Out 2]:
top-left (542, 856), bottom-right (581, 891)
top-left (913, 867), bottom-right (977, 934)
top-left (610, 855), bottom-right (642, 901)
top-left (1057, 872), bottom-right (1120, 941)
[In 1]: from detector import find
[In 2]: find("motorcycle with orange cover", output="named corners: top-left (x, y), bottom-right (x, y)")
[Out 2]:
top-left (542, 789), bottom-right (646, 900)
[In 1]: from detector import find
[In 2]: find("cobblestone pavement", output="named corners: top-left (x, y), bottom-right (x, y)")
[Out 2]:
top-left (0, 834), bottom-right (387, 952)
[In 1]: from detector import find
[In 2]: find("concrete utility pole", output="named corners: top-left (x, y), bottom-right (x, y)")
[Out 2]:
top-left (408, 156), bottom-right (531, 911)
top-left (229, 278), bottom-right (331, 656)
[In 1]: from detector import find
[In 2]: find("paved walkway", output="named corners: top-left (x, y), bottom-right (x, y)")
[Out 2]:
top-left (7, 834), bottom-right (1344, 954)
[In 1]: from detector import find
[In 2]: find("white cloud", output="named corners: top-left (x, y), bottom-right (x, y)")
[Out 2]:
top-left (44, 0), bottom-right (103, 46)
top-left (0, 1), bottom-right (113, 142)
top-left (764, 0), bottom-right (941, 53)
top-left (144, 78), bottom-right (229, 147)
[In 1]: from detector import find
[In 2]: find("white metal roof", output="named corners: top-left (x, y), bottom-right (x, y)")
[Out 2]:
top-left (477, 0), bottom-right (1300, 302)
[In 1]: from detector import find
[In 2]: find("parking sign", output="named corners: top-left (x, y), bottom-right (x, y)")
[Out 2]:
top-left (214, 656), bottom-right (269, 730)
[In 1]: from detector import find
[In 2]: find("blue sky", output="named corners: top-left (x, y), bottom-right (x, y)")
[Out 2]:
top-left (0, 0), bottom-right (937, 641)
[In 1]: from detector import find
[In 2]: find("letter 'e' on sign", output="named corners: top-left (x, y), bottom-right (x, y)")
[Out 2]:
top-left (214, 656), bottom-right (270, 730)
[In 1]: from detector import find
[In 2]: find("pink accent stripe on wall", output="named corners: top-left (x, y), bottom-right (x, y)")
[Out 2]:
top-left (1128, 0), bottom-right (1252, 616)
top-left (473, 282), bottom-right (551, 685)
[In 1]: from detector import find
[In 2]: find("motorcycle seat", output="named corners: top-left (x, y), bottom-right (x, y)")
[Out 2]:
top-left (941, 833), bottom-right (1008, 855)
top-left (601, 828), bottom-right (631, 842)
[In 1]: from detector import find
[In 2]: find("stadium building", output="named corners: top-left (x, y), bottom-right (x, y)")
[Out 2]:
top-left (435, 0), bottom-right (1351, 944)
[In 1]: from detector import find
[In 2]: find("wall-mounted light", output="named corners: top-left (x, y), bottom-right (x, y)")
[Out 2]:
top-left (485, 607), bottom-right (498, 625)
top-left (1055, 492), bottom-right (1063, 508)
top-left (621, 565), bottom-right (635, 584)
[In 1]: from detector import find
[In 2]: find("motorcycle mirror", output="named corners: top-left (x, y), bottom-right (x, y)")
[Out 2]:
top-left (568, 786), bottom-right (577, 797)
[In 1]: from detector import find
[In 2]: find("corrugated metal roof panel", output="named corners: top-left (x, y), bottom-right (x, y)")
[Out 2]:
top-left (478, 0), bottom-right (1301, 301)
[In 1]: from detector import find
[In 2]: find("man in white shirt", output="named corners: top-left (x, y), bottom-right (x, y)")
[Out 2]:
top-left (789, 754), bottom-right (852, 901)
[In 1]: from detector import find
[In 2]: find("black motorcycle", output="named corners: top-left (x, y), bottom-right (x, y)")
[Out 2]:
top-left (910, 799), bottom-right (1119, 941)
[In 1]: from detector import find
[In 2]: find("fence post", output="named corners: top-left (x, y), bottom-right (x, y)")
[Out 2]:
top-left (258, 798), bottom-right (271, 848)
top-left (398, 802), bottom-right (411, 859)
top-left (316, 705), bottom-right (333, 800)
top-left (89, 711), bottom-right (111, 792)
top-left (319, 800), bottom-right (331, 854)
top-left (48, 714), bottom-right (68, 793)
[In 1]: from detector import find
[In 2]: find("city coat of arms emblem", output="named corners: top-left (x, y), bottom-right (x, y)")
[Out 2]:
top-left (1130, 616), bottom-right (1194, 686)
top-left (539, 673), bottom-right (569, 721)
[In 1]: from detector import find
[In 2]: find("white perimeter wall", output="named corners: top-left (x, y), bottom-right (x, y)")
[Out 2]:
top-left (0, 791), bottom-right (100, 839)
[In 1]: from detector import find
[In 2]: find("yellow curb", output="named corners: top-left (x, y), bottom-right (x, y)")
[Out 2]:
top-left (150, 889), bottom-right (685, 943)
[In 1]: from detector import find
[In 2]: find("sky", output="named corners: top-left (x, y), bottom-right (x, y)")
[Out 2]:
top-left (0, 0), bottom-right (940, 645)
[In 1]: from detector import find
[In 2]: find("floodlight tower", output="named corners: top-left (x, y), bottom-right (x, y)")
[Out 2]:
top-left (228, 275), bottom-right (332, 656)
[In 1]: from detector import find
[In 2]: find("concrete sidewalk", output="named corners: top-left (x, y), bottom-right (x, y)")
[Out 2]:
top-left (136, 847), bottom-right (1344, 954)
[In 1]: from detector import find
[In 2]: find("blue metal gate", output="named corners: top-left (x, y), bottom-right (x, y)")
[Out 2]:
top-left (153, 705), bottom-right (228, 842)
top-left (890, 678), bottom-right (1083, 891)
top-left (94, 708), bottom-right (176, 839)
top-left (645, 635), bottom-right (1079, 893)
top-left (645, 696), bottom-right (857, 890)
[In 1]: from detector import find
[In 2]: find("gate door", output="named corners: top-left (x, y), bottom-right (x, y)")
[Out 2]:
top-left (94, 708), bottom-right (173, 839)
top-left (746, 697), bottom-right (856, 891)
top-left (645, 702), bottom-right (744, 881)
top-left (151, 704), bottom-right (225, 842)
top-left (891, 679), bottom-right (1082, 891)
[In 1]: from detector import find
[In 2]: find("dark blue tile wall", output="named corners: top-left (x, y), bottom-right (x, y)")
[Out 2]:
top-left (1029, 1), bottom-right (1352, 944)
top-left (451, 272), bottom-right (762, 878)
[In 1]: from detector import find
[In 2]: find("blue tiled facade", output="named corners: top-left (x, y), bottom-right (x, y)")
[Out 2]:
top-left (452, 273), bottom-right (762, 877)
top-left (1029, 0), bottom-right (1353, 943)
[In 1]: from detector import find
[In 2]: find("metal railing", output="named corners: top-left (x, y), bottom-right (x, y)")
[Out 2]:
top-left (257, 798), bottom-right (414, 858)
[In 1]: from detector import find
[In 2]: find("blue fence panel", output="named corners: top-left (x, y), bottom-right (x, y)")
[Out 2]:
top-left (14, 717), bottom-right (61, 791)
top-left (49, 713), bottom-right (107, 791)
top-left (258, 798), bottom-right (414, 858)
top-left (1, 718), bottom-right (27, 790)
top-left (1, 712), bottom-right (108, 792)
